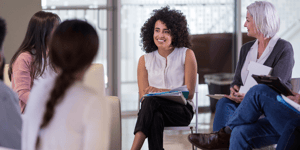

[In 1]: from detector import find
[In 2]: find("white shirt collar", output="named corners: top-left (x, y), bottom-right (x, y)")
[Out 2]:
top-left (250, 34), bottom-right (280, 50)
top-left (268, 34), bottom-right (280, 48)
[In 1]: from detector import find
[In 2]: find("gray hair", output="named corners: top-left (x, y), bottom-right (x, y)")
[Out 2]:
top-left (247, 1), bottom-right (280, 38)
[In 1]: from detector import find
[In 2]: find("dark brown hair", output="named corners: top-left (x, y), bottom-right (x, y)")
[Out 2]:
top-left (8, 11), bottom-right (60, 82)
top-left (35, 20), bottom-right (99, 149)
top-left (0, 17), bottom-right (6, 49)
top-left (0, 17), bottom-right (6, 80)
top-left (140, 6), bottom-right (191, 53)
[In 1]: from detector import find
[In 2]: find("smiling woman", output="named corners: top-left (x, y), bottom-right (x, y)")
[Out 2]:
top-left (153, 20), bottom-right (172, 55)
top-left (131, 6), bottom-right (198, 150)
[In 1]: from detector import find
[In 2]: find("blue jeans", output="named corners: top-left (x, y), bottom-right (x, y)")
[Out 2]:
top-left (226, 84), bottom-right (300, 150)
top-left (213, 97), bottom-right (240, 131)
top-left (276, 119), bottom-right (300, 150)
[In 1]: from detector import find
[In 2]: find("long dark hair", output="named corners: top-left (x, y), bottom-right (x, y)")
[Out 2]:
top-left (35, 20), bottom-right (99, 149)
top-left (8, 11), bottom-right (60, 82)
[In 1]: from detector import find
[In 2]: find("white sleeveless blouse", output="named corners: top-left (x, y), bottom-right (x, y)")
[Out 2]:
top-left (144, 47), bottom-right (187, 89)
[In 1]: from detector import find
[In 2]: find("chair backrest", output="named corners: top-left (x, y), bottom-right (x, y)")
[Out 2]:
top-left (83, 63), bottom-right (106, 97)
top-left (107, 96), bottom-right (122, 150)
top-left (83, 63), bottom-right (121, 150)
top-left (291, 78), bottom-right (300, 93)
top-left (3, 64), bottom-right (11, 87)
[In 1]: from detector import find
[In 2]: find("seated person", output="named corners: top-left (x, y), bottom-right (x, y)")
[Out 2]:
top-left (8, 11), bottom-right (60, 113)
top-left (130, 6), bottom-right (197, 150)
top-left (188, 84), bottom-right (300, 150)
top-left (0, 17), bottom-right (22, 149)
top-left (22, 20), bottom-right (110, 150)
top-left (213, 0), bottom-right (294, 134)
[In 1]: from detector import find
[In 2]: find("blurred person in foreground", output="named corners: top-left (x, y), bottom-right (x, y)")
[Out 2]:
top-left (22, 20), bottom-right (110, 150)
top-left (0, 17), bottom-right (22, 149)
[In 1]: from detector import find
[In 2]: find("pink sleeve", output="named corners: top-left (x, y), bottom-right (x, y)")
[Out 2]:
top-left (11, 53), bottom-right (32, 111)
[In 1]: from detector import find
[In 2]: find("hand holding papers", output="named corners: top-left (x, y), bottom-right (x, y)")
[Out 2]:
top-left (239, 61), bottom-right (272, 94)
top-left (143, 85), bottom-right (189, 105)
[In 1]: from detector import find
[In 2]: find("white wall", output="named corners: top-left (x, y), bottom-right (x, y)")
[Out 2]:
top-left (0, 0), bottom-right (41, 62)
top-left (282, 22), bottom-right (300, 78)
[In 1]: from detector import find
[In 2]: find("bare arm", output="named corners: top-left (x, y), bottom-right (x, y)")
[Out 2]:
top-left (137, 55), bottom-right (149, 100)
top-left (184, 49), bottom-right (197, 100)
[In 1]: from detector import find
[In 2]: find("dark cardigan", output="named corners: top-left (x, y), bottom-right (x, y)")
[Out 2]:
top-left (231, 38), bottom-right (294, 89)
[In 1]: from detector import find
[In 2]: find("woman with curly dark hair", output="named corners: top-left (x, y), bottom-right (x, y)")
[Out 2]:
top-left (131, 6), bottom-right (197, 150)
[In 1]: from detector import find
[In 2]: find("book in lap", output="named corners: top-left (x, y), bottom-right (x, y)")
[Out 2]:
top-left (143, 85), bottom-right (189, 105)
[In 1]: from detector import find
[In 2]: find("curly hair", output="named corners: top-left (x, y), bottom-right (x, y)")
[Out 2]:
top-left (140, 6), bottom-right (191, 53)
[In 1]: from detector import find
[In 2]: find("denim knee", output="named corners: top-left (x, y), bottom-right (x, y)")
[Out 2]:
top-left (213, 98), bottom-right (239, 131)
top-left (216, 98), bottom-right (235, 109)
top-left (247, 84), bottom-right (275, 95)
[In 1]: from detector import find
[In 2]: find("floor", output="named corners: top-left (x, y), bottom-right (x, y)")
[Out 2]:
top-left (121, 112), bottom-right (277, 150)
top-left (121, 112), bottom-right (215, 150)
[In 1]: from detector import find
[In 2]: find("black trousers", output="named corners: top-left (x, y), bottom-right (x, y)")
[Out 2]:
top-left (134, 97), bottom-right (194, 150)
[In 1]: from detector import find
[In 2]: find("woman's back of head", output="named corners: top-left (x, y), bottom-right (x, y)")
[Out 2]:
top-left (49, 20), bottom-right (99, 73)
top-left (35, 19), bottom-right (99, 149)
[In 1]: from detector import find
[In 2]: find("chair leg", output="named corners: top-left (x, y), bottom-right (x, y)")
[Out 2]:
top-left (189, 126), bottom-right (196, 150)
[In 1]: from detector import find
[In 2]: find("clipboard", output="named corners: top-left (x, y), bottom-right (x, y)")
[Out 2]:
top-left (252, 75), bottom-right (294, 96)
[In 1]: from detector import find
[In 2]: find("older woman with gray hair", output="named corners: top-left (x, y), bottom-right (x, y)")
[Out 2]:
top-left (188, 1), bottom-right (295, 149)
top-left (213, 1), bottom-right (294, 131)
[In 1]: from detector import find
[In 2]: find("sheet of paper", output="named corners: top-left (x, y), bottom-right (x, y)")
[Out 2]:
top-left (206, 94), bottom-right (225, 100)
top-left (239, 61), bottom-right (272, 94)
top-left (281, 94), bottom-right (300, 112)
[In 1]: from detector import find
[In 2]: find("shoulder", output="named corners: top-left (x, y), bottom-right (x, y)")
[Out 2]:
top-left (138, 55), bottom-right (145, 63)
top-left (275, 38), bottom-right (293, 51)
top-left (17, 52), bottom-right (32, 61)
top-left (184, 48), bottom-right (196, 61)
top-left (14, 52), bottom-right (33, 66)
top-left (143, 50), bottom-right (157, 65)
top-left (241, 40), bottom-right (256, 51)
top-left (185, 48), bottom-right (195, 57)
top-left (184, 48), bottom-right (197, 66)
top-left (0, 81), bottom-right (18, 102)
top-left (239, 40), bottom-right (256, 57)
top-left (144, 51), bottom-right (156, 59)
